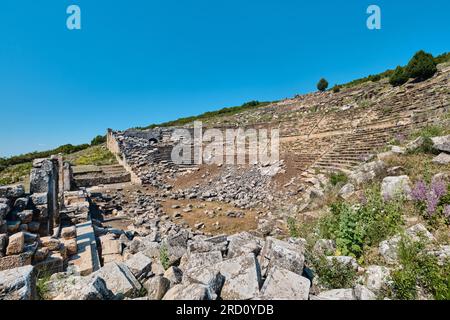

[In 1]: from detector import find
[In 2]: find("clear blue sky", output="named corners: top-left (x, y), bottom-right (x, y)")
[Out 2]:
top-left (0, 0), bottom-right (449, 157)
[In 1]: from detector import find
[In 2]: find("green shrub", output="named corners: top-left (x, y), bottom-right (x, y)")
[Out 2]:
top-left (309, 255), bottom-right (357, 289)
top-left (317, 78), bottom-right (329, 92)
top-left (330, 172), bottom-right (348, 186)
top-left (406, 50), bottom-right (437, 81)
top-left (0, 144), bottom-right (90, 170)
top-left (434, 52), bottom-right (450, 65)
top-left (368, 74), bottom-right (381, 82)
top-left (160, 245), bottom-right (170, 270)
top-left (332, 85), bottom-right (341, 93)
top-left (140, 100), bottom-right (270, 129)
top-left (419, 137), bottom-right (438, 155)
top-left (287, 217), bottom-right (300, 238)
top-left (389, 66), bottom-right (409, 87)
top-left (413, 125), bottom-right (445, 139)
top-left (36, 272), bottom-right (52, 300)
top-left (391, 237), bottom-right (450, 300)
top-left (319, 186), bottom-right (404, 258)
top-left (90, 135), bottom-right (107, 146)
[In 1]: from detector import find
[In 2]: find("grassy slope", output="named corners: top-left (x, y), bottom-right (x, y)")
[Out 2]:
top-left (0, 144), bottom-right (117, 186)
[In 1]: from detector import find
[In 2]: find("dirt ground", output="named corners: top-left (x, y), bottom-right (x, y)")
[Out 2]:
top-left (160, 198), bottom-right (261, 235)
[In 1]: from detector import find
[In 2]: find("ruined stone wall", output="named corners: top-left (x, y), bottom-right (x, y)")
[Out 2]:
top-left (107, 129), bottom-right (143, 185)
top-left (0, 157), bottom-right (80, 273)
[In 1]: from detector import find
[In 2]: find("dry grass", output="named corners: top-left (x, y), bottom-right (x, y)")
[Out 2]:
top-left (64, 144), bottom-right (117, 166)
top-left (0, 162), bottom-right (32, 186)
top-left (383, 153), bottom-right (450, 183)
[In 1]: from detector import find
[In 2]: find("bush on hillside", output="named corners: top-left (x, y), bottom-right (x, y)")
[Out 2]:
top-left (406, 50), bottom-right (437, 81)
top-left (368, 74), bottom-right (381, 82)
top-left (330, 172), bottom-right (348, 186)
top-left (91, 135), bottom-right (107, 146)
top-left (389, 66), bottom-right (409, 87)
top-left (319, 186), bottom-right (404, 258)
top-left (391, 237), bottom-right (450, 300)
top-left (0, 144), bottom-right (90, 170)
top-left (308, 254), bottom-right (357, 289)
top-left (317, 78), bottom-right (329, 92)
top-left (332, 85), bottom-right (341, 93)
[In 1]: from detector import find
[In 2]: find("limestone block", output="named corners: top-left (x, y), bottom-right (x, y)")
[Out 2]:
top-left (260, 266), bottom-right (310, 300)
top-left (215, 253), bottom-right (262, 300)
top-left (144, 276), bottom-right (171, 300)
top-left (6, 232), bottom-right (25, 255)
top-left (162, 283), bottom-right (213, 300)
top-left (227, 232), bottom-right (263, 259)
top-left (61, 226), bottom-right (77, 240)
top-left (0, 265), bottom-right (36, 300)
top-left (259, 237), bottom-right (305, 277)
top-left (123, 252), bottom-right (152, 280)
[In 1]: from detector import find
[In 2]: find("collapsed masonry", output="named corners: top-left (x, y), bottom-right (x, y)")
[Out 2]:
top-left (107, 128), bottom-right (198, 187)
top-left (0, 156), bottom-right (101, 282)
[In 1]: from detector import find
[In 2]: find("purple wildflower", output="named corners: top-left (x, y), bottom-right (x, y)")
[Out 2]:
top-left (411, 179), bottom-right (448, 216)
top-left (431, 178), bottom-right (447, 199)
top-left (426, 192), bottom-right (439, 216)
top-left (411, 180), bottom-right (428, 202)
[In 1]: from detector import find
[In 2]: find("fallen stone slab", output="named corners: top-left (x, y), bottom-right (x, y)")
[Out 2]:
top-left (6, 232), bottom-right (25, 256)
top-left (94, 262), bottom-right (142, 298)
top-left (69, 221), bottom-right (101, 276)
top-left (144, 275), bottom-right (171, 300)
top-left (227, 232), bottom-right (263, 259)
top-left (338, 183), bottom-right (355, 200)
top-left (162, 283), bottom-right (213, 300)
top-left (432, 153), bottom-right (450, 165)
top-left (349, 160), bottom-right (386, 186)
top-left (315, 288), bottom-right (356, 300)
top-left (0, 252), bottom-right (33, 271)
top-left (381, 175), bottom-right (412, 201)
top-left (164, 266), bottom-right (183, 286)
top-left (431, 135), bottom-right (450, 153)
top-left (123, 252), bottom-right (152, 281)
top-left (215, 253), bottom-right (262, 300)
top-left (364, 265), bottom-right (391, 293)
top-left (62, 238), bottom-right (77, 257)
top-left (34, 253), bottom-right (64, 275)
top-left (259, 237), bottom-right (305, 277)
top-left (326, 256), bottom-right (359, 271)
top-left (40, 237), bottom-right (61, 251)
top-left (260, 266), bottom-right (310, 300)
top-left (183, 266), bottom-right (225, 297)
top-left (181, 250), bottom-right (223, 272)
top-left (354, 284), bottom-right (377, 300)
top-left (61, 226), bottom-right (77, 240)
top-left (30, 193), bottom-right (48, 206)
top-left (45, 273), bottom-right (115, 300)
top-left (187, 238), bottom-right (228, 255)
top-left (0, 265), bottom-right (37, 300)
